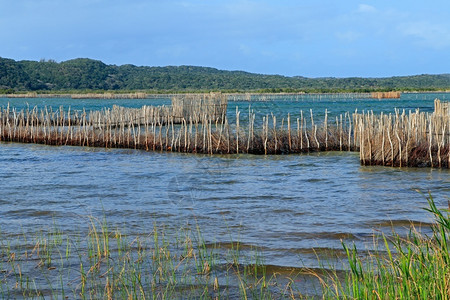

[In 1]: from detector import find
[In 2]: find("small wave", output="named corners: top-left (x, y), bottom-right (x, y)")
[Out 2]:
top-left (267, 231), bottom-right (361, 241)
top-left (366, 219), bottom-right (433, 228)
top-left (305, 178), bottom-right (326, 183)
top-left (4, 209), bottom-right (56, 218)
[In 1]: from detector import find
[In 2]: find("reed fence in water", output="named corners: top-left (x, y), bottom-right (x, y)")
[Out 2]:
top-left (0, 99), bottom-right (448, 168)
top-left (356, 99), bottom-right (449, 167)
top-left (371, 91), bottom-right (401, 99)
top-left (0, 103), bottom-right (356, 154)
top-left (87, 93), bottom-right (228, 126)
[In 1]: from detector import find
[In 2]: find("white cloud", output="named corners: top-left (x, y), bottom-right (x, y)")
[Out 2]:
top-left (357, 4), bottom-right (377, 13)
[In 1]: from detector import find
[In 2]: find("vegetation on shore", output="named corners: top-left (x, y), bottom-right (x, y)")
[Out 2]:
top-left (1, 57), bottom-right (450, 94)
top-left (0, 194), bottom-right (448, 298)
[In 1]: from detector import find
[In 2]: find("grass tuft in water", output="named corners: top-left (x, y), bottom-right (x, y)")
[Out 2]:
top-left (1, 193), bottom-right (449, 299)
top-left (0, 217), bottom-right (303, 299)
top-left (321, 193), bottom-right (450, 299)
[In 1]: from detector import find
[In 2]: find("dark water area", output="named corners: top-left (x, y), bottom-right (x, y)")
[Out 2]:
top-left (0, 93), bottom-right (449, 272)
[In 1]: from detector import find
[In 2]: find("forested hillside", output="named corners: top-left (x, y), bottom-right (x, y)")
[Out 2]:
top-left (1, 57), bottom-right (450, 93)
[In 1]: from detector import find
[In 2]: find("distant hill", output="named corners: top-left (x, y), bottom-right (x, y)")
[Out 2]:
top-left (1, 57), bottom-right (450, 93)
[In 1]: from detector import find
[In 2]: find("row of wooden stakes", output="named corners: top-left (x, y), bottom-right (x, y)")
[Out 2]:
top-left (356, 100), bottom-right (449, 167)
top-left (0, 100), bottom-right (448, 168)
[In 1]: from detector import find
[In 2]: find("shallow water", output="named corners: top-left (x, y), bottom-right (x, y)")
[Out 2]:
top-left (0, 144), bottom-right (448, 269)
top-left (0, 93), bottom-right (449, 271)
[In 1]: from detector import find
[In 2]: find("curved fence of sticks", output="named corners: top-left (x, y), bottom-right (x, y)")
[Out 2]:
top-left (89, 93), bottom-right (228, 127)
top-left (0, 99), bottom-right (448, 168)
top-left (356, 99), bottom-right (449, 168)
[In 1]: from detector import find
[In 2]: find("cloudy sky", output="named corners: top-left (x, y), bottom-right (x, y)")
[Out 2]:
top-left (1, 0), bottom-right (450, 77)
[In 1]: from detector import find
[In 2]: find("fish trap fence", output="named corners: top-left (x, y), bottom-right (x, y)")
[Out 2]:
top-left (171, 93), bottom-right (228, 123)
top-left (1, 99), bottom-right (448, 168)
top-left (89, 105), bottom-right (173, 128)
top-left (434, 99), bottom-right (449, 116)
top-left (87, 93), bottom-right (228, 127)
top-left (356, 100), bottom-right (449, 168)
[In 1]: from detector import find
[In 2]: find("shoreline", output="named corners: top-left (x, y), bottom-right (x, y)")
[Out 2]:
top-left (0, 91), bottom-right (431, 100)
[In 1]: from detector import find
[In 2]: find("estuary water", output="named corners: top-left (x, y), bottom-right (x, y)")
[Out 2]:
top-left (0, 93), bottom-right (449, 270)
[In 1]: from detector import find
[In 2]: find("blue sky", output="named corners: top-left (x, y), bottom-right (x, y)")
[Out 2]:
top-left (1, 0), bottom-right (450, 77)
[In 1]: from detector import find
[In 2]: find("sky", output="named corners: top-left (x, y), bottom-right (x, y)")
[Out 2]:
top-left (1, 0), bottom-right (450, 78)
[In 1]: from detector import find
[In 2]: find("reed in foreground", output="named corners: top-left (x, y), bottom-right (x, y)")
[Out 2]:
top-left (0, 218), bottom-right (311, 299)
top-left (1, 194), bottom-right (449, 299)
top-left (321, 193), bottom-right (450, 299)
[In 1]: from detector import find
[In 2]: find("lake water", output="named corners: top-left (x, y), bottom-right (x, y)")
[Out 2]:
top-left (0, 93), bottom-right (449, 272)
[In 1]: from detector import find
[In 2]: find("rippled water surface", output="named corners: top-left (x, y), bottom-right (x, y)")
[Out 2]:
top-left (0, 93), bottom-right (449, 269)
top-left (1, 146), bottom-right (448, 268)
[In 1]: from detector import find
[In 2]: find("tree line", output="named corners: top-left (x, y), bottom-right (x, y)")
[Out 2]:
top-left (1, 57), bottom-right (450, 93)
